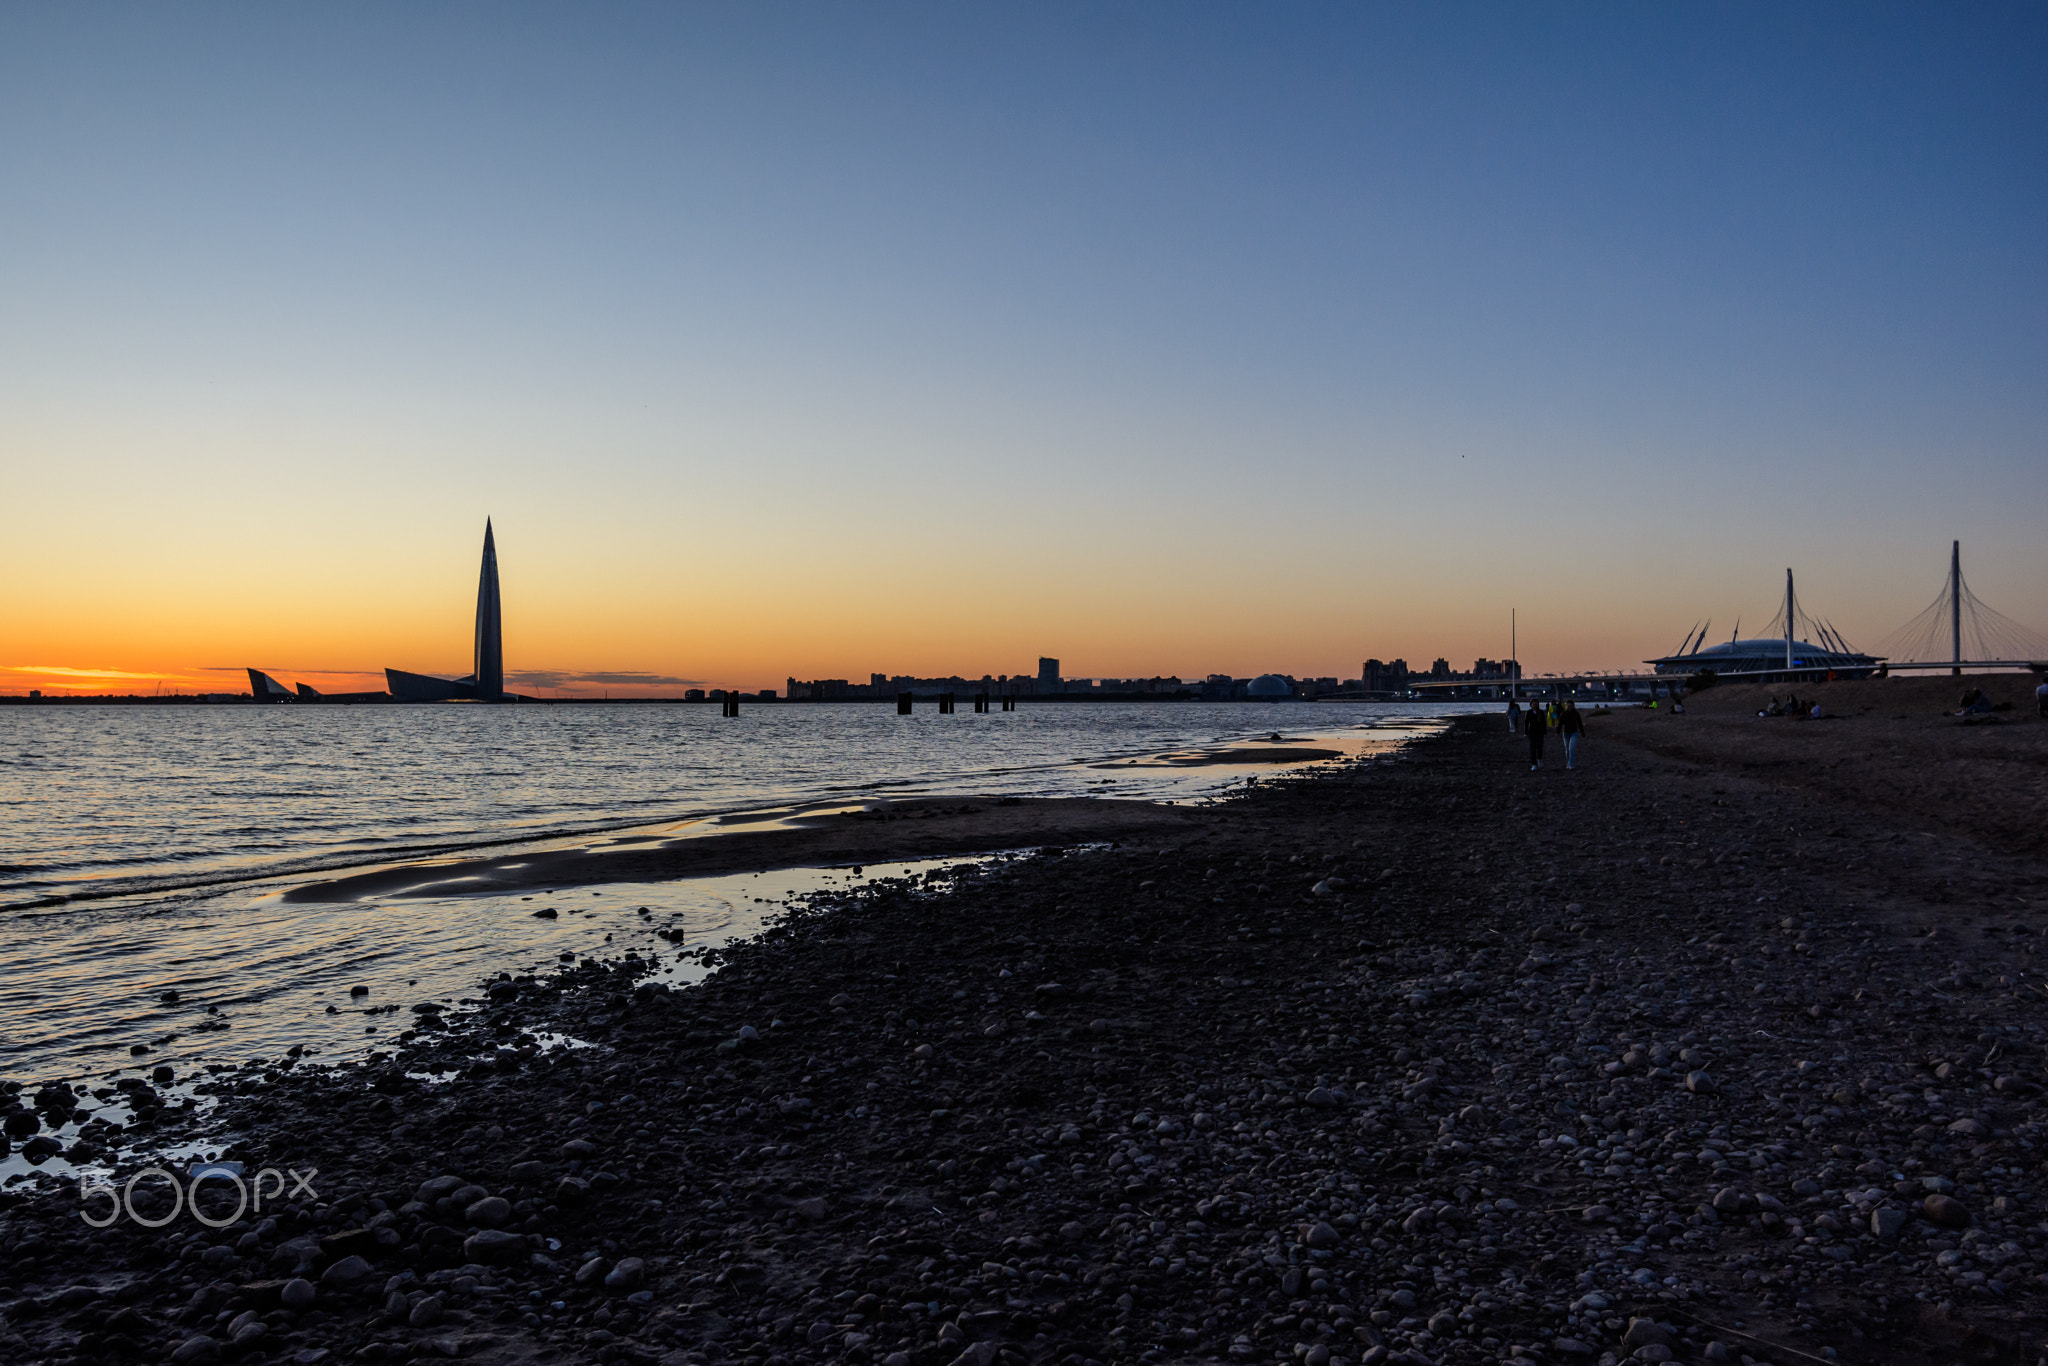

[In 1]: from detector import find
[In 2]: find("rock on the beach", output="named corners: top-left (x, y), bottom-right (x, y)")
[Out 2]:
top-left (508, 1160), bottom-right (547, 1186)
top-left (465, 1194), bottom-right (512, 1227)
top-left (1871, 1207), bottom-right (1910, 1239)
top-left (1622, 1319), bottom-right (1672, 1351)
top-left (464, 1229), bottom-right (526, 1263)
top-left (1685, 1069), bottom-right (1717, 1094)
top-left (279, 1278), bottom-right (316, 1310)
top-left (604, 1256), bottom-right (646, 1290)
top-left (1923, 1193), bottom-right (1971, 1228)
top-left (170, 1336), bottom-right (221, 1364)
top-left (948, 1342), bottom-right (1001, 1366)
top-left (319, 1255), bottom-right (372, 1287)
top-left (1306, 1220), bottom-right (1340, 1248)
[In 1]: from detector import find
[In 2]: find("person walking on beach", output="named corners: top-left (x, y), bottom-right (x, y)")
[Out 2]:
top-left (1560, 700), bottom-right (1584, 770)
top-left (1507, 700), bottom-right (1521, 734)
top-left (1526, 698), bottom-right (1548, 770)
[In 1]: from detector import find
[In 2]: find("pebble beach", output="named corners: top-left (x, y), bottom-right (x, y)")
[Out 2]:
top-left (3, 685), bottom-right (2046, 1366)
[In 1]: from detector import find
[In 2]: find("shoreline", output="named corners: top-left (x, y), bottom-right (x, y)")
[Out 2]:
top-left (1, 707), bottom-right (2043, 1365)
top-left (2, 719), bottom-right (1416, 914)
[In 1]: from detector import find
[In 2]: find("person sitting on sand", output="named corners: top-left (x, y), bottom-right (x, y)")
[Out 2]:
top-left (1809, 702), bottom-right (1823, 719)
top-left (1951, 687), bottom-right (1991, 716)
top-left (1763, 698), bottom-right (1784, 717)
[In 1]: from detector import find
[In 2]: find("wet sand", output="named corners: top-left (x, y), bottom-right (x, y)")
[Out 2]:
top-left (282, 798), bottom-right (1209, 903)
top-left (3, 695), bottom-right (2045, 1366)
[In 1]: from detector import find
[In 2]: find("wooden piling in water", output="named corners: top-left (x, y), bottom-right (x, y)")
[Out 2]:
top-left (897, 692), bottom-right (913, 715)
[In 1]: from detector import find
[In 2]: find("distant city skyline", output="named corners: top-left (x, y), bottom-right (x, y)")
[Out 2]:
top-left (5, 6), bottom-right (2044, 697)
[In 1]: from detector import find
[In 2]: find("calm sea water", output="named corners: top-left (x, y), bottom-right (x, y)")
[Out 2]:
top-left (0, 701), bottom-right (1472, 1161)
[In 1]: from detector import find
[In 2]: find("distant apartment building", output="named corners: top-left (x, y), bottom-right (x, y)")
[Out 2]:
top-left (787, 672), bottom-right (1046, 700)
top-left (785, 678), bottom-right (854, 700)
top-left (1360, 659), bottom-right (1410, 693)
top-left (1037, 657), bottom-right (1060, 691)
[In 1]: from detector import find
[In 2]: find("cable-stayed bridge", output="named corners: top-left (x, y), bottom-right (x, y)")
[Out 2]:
top-left (1870, 541), bottom-right (2048, 674)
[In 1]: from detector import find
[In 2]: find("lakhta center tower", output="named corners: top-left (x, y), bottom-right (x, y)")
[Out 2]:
top-left (473, 519), bottom-right (503, 699)
top-left (382, 520), bottom-right (520, 701)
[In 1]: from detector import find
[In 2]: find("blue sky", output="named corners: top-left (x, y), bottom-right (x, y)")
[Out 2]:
top-left (4, 4), bottom-right (2044, 687)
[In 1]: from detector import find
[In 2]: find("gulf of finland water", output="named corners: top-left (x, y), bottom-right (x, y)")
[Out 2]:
top-left (0, 700), bottom-right (1473, 1155)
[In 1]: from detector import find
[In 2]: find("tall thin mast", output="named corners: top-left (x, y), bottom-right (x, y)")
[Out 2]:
top-left (1785, 568), bottom-right (1795, 674)
top-left (1511, 609), bottom-right (1517, 701)
top-left (1950, 539), bottom-right (1962, 677)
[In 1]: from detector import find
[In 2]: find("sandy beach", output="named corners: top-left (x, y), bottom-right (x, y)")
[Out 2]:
top-left (3, 686), bottom-right (2045, 1366)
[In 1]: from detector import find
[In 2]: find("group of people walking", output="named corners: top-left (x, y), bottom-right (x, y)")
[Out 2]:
top-left (1506, 698), bottom-right (1583, 771)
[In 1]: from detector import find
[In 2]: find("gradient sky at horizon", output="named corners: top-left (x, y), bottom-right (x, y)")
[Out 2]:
top-left (5, 3), bottom-right (2045, 694)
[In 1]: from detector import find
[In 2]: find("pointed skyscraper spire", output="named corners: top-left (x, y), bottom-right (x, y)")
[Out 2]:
top-left (474, 518), bottom-right (504, 699)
